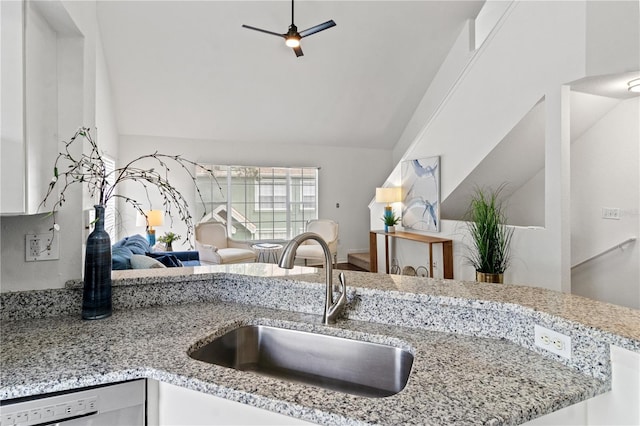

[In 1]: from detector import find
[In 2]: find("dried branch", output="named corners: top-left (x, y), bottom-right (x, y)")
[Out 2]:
top-left (39, 127), bottom-right (223, 249)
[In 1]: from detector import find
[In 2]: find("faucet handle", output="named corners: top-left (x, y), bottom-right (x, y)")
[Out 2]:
top-left (338, 272), bottom-right (346, 289)
top-left (327, 272), bottom-right (347, 322)
top-left (333, 271), bottom-right (346, 293)
top-left (338, 272), bottom-right (347, 305)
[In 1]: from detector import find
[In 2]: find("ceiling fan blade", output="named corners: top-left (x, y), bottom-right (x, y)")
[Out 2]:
top-left (242, 24), bottom-right (285, 38)
top-left (299, 20), bottom-right (336, 38)
top-left (293, 46), bottom-right (304, 57)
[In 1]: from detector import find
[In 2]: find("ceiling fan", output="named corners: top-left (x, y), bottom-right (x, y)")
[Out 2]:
top-left (242, 0), bottom-right (336, 57)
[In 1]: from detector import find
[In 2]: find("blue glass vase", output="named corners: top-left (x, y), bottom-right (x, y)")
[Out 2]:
top-left (82, 205), bottom-right (112, 319)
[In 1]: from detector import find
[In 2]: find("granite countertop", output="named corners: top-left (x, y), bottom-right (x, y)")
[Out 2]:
top-left (3, 266), bottom-right (639, 425)
top-left (74, 264), bottom-right (640, 348)
top-left (0, 301), bottom-right (606, 425)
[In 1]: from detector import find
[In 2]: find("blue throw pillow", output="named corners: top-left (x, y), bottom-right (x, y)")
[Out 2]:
top-left (146, 252), bottom-right (183, 268)
top-left (113, 234), bottom-right (150, 255)
top-left (112, 247), bottom-right (134, 270)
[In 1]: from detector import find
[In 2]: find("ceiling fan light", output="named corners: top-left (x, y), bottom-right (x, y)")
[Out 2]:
top-left (285, 36), bottom-right (300, 48)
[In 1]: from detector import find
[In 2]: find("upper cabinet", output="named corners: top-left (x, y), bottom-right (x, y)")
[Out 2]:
top-left (1, 1), bottom-right (26, 214)
top-left (1, 0), bottom-right (83, 215)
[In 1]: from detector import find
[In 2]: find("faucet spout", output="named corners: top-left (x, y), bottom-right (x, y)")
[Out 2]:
top-left (279, 232), bottom-right (347, 324)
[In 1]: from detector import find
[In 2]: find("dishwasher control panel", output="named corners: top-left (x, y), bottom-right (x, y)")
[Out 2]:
top-left (1, 392), bottom-right (98, 426)
top-left (0, 379), bottom-right (144, 426)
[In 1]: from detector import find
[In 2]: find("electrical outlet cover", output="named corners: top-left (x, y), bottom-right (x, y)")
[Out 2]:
top-left (25, 234), bottom-right (59, 261)
top-left (602, 207), bottom-right (621, 220)
top-left (534, 325), bottom-right (571, 359)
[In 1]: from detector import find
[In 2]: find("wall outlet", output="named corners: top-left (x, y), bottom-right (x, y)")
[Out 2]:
top-left (534, 325), bottom-right (571, 359)
top-left (25, 233), bottom-right (59, 261)
top-left (602, 207), bottom-right (621, 220)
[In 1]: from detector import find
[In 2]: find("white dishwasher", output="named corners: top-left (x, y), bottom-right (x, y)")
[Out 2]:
top-left (0, 379), bottom-right (145, 426)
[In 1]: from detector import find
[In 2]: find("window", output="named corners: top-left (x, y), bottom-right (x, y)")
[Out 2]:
top-left (301, 181), bottom-right (316, 210)
top-left (196, 165), bottom-right (318, 241)
top-left (256, 180), bottom-right (287, 211)
top-left (103, 156), bottom-right (116, 241)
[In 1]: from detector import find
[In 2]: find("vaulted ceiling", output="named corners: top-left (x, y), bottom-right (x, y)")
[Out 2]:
top-left (97, 1), bottom-right (485, 149)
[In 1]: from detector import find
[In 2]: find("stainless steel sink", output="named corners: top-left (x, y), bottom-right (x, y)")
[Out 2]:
top-left (189, 325), bottom-right (414, 398)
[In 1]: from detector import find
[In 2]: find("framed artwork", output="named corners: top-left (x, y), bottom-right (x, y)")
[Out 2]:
top-left (401, 156), bottom-right (440, 232)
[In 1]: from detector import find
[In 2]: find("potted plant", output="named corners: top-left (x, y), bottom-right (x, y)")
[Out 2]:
top-left (40, 127), bottom-right (220, 319)
top-left (465, 185), bottom-right (514, 283)
top-left (382, 210), bottom-right (400, 233)
top-left (158, 232), bottom-right (181, 251)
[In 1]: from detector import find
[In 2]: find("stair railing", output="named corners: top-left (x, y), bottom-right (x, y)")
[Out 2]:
top-left (571, 236), bottom-right (637, 270)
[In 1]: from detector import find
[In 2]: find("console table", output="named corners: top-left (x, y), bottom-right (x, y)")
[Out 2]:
top-left (369, 230), bottom-right (454, 279)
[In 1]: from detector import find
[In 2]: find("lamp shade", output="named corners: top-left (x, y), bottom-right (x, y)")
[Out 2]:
top-left (136, 210), bottom-right (165, 228)
top-left (375, 187), bottom-right (402, 204)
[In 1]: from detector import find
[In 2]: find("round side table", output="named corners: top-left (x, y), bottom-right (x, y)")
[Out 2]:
top-left (252, 243), bottom-right (283, 264)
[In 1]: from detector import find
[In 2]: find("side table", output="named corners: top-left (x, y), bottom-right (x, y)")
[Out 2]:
top-left (252, 243), bottom-right (284, 264)
top-left (369, 230), bottom-right (453, 279)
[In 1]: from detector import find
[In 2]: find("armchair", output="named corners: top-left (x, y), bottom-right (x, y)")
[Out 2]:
top-left (195, 222), bottom-right (257, 265)
top-left (295, 219), bottom-right (339, 268)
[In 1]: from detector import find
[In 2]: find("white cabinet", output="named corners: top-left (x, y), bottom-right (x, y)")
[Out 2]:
top-left (1, 0), bottom-right (26, 214)
top-left (523, 345), bottom-right (640, 425)
top-left (149, 344), bottom-right (640, 426)
top-left (150, 381), bottom-right (314, 425)
top-left (0, 0), bottom-right (83, 215)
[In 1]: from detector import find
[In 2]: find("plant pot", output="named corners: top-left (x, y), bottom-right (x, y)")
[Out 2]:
top-left (387, 226), bottom-right (396, 233)
top-left (82, 205), bottom-right (112, 320)
top-left (476, 271), bottom-right (504, 284)
top-left (166, 242), bottom-right (173, 251)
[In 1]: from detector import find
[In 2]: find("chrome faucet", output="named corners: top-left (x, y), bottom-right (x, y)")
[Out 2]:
top-left (279, 232), bottom-right (347, 325)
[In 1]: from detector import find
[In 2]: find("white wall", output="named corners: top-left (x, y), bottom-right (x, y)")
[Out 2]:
top-left (406, 2), bottom-right (585, 202)
top-left (392, 18), bottom-right (477, 164)
top-left (571, 98), bottom-right (639, 309)
top-left (95, 30), bottom-right (119, 160)
top-left (585, 0), bottom-right (640, 77)
top-left (374, 1), bottom-right (640, 293)
top-left (505, 169), bottom-right (545, 229)
top-left (117, 135), bottom-right (393, 262)
top-left (0, 0), bottom-right (120, 292)
top-left (473, 0), bottom-right (512, 50)
top-left (374, 1), bottom-right (588, 290)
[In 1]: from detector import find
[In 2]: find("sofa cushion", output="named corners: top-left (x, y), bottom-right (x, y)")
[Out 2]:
top-left (218, 248), bottom-right (257, 264)
top-left (130, 254), bottom-right (166, 269)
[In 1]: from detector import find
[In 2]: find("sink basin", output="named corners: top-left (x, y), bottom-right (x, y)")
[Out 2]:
top-left (189, 325), bottom-right (414, 398)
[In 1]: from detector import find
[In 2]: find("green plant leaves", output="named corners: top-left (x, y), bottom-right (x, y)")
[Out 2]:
top-left (466, 185), bottom-right (514, 274)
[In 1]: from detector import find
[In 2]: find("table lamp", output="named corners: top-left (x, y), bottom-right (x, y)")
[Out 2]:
top-left (375, 187), bottom-right (402, 215)
top-left (136, 210), bottom-right (164, 245)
